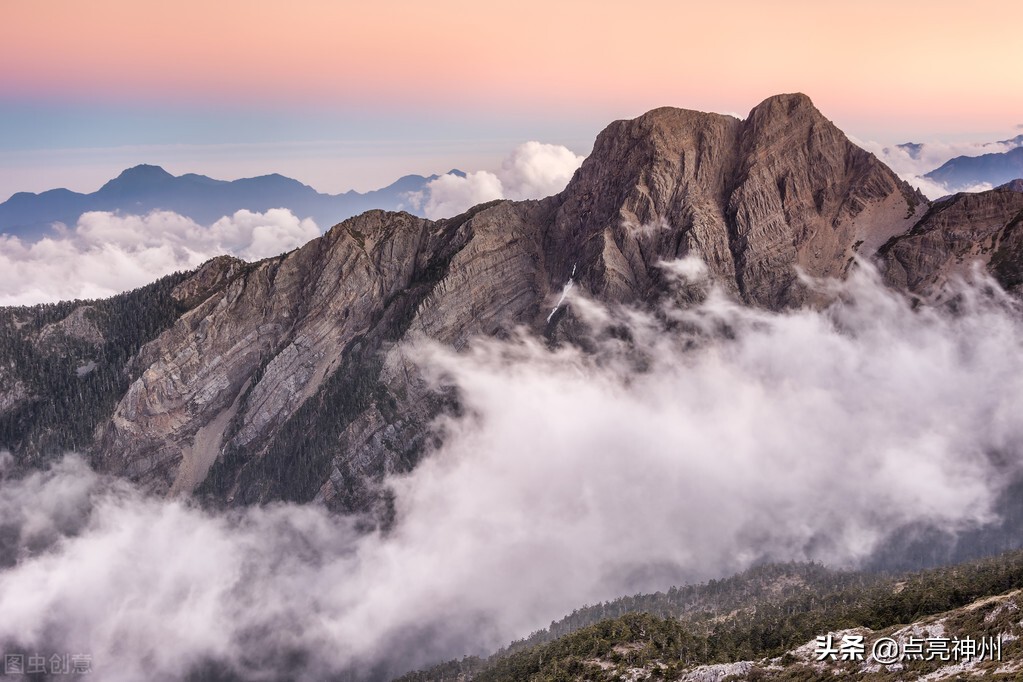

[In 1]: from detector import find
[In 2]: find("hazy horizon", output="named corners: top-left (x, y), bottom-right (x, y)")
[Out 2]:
top-left (3, 0), bottom-right (1021, 201)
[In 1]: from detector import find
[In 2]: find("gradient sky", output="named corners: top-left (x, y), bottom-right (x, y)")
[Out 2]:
top-left (2, 0), bottom-right (1021, 199)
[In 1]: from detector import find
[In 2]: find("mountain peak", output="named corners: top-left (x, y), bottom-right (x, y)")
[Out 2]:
top-left (99, 164), bottom-right (176, 194)
top-left (115, 164), bottom-right (174, 182)
top-left (753, 91), bottom-right (815, 111)
top-left (744, 93), bottom-right (829, 134)
top-left (553, 92), bottom-right (920, 308)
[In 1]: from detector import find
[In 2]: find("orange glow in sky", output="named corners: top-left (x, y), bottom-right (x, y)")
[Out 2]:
top-left (2, 0), bottom-right (1021, 198)
top-left (3, 0), bottom-right (1021, 134)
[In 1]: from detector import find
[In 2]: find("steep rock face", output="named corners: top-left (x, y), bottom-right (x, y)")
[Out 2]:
top-left (878, 187), bottom-right (1023, 295)
top-left (727, 94), bottom-right (923, 307)
top-left (548, 106), bottom-right (744, 303)
top-left (0, 264), bottom-right (239, 463)
top-left (405, 199), bottom-right (560, 345)
top-left (95, 210), bottom-right (470, 496)
top-left (314, 199), bottom-right (561, 510)
top-left (547, 93), bottom-right (924, 309)
top-left (3, 93), bottom-right (992, 509)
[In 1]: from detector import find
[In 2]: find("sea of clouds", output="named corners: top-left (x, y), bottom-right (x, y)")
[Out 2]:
top-left (0, 208), bottom-right (320, 306)
top-left (1, 263), bottom-right (1022, 681)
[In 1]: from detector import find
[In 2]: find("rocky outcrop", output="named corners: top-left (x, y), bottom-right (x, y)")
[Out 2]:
top-left (94, 209), bottom-right (470, 496)
top-left (37, 306), bottom-right (105, 347)
top-left (878, 187), bottom-right (1023, 295)
top-left (727, 94), bottom-right (924, 306)
top-left (0, 369), bottom-right (29, 418)
top-left (2, 93), bottom-right (1017, 510)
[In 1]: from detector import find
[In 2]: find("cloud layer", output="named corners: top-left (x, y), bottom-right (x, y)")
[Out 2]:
top-left (860, 134), bottom-right (1023, 198)
top-left (1, 266), bottom-right (1023, 680)
top-left (0, 209), bottom-right (319, 305)
top-left (408, 141), bottom-right (585, 218)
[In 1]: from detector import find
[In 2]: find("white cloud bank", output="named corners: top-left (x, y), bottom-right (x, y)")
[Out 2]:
top-left (408, 141), bottom-right (585, 218)
top-left (0, 209), bottom-right (319, 305)
top-left (1, 267), bottom-right (1023, 680)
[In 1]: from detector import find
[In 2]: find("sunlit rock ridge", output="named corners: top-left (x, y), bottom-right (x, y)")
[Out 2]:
top-left (1, 93), bottom-right (1021, 511)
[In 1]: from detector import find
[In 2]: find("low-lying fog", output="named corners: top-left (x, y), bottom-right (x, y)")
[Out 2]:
top-left (2, 262), bottom-right (1022, 681)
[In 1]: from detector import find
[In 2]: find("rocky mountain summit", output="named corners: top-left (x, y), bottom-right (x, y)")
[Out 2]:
top-left (1, 93), bottom-right (1019, 512)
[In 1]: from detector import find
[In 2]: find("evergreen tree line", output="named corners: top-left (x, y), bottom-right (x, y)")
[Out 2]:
top-left (398, 549), bottom-right (1023, 682)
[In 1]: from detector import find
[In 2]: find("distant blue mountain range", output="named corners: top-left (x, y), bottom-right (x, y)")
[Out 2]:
top-left (0, 165), bottom-right (462, 240)
top-left (925, 145), bottom-right (1023, 192)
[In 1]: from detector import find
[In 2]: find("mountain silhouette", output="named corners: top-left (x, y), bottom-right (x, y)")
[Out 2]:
top-left (0, 165), bottom-right (457, 238)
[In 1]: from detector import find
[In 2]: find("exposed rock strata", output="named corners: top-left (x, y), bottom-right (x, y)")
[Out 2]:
top-left (878, 187), bottom-right (1023, 295)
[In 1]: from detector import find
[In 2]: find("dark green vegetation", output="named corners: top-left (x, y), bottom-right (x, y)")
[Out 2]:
top-left (0, 271), bottom-right (200, 462)
top-left (398, 550), bottom-right (1023, 682)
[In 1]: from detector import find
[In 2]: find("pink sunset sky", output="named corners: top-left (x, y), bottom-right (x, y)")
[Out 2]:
top-left (1, 0), bottom-right (1021, 198)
